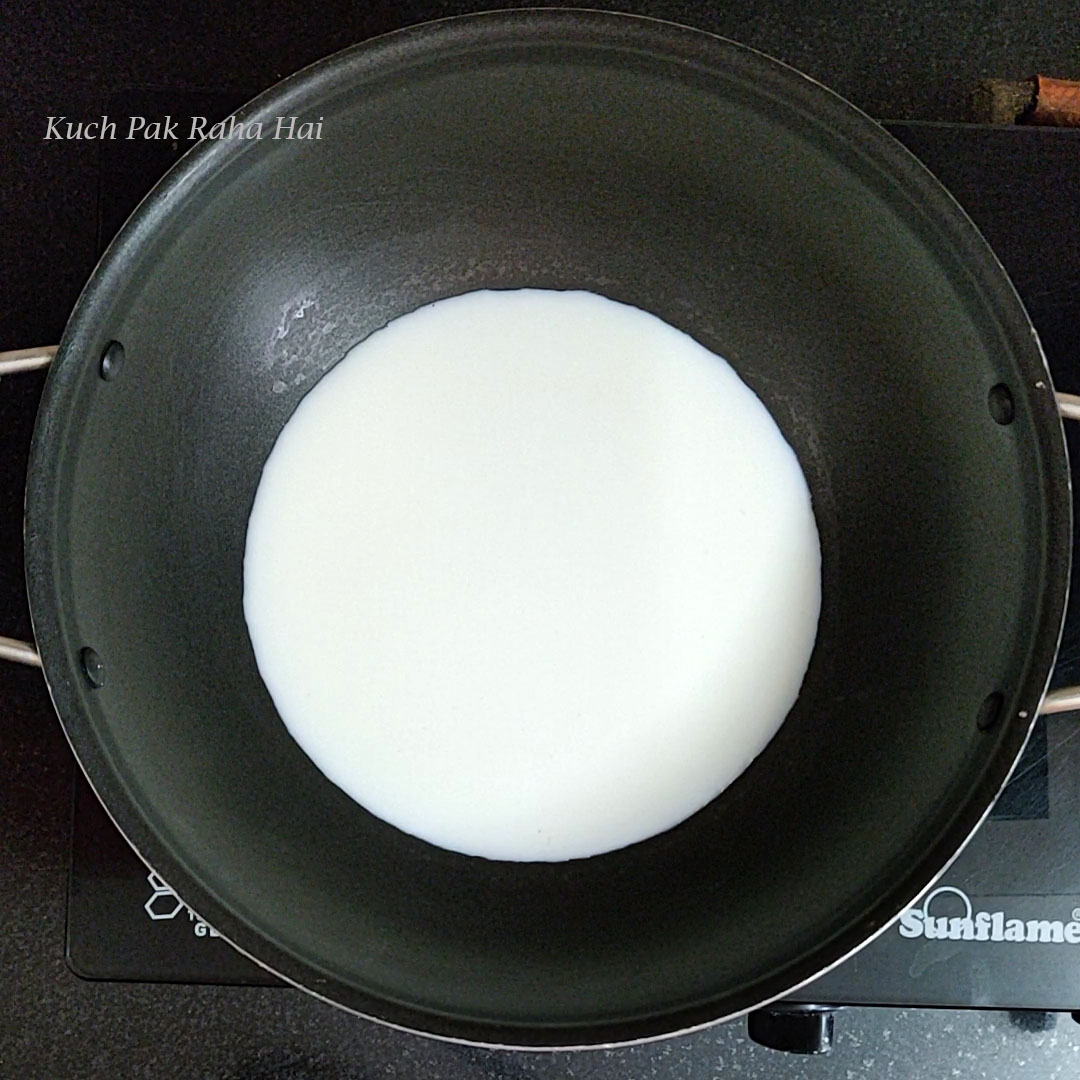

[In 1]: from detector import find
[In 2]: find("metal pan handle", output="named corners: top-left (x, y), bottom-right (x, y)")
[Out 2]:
top-left (0, 346), bottom-right (55, 667)
top-left (2, 345), bottom-right (1080, 715)
top-left (1032, 392), bottom-right (1080, 714)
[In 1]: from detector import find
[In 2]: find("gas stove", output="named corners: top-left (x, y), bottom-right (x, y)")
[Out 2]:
top-left (57, 90), bottom-right (1080, 1043)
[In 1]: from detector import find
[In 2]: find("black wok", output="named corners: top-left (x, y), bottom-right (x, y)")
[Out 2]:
top-left (1, 8), bottom-right (1075, 1048)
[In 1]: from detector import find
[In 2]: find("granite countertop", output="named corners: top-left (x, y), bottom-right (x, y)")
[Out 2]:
top-left (3, 1), bottom-right (1080, 1076)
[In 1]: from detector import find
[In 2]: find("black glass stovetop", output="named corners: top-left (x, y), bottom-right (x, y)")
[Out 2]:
top-left (65, 90), bottom-right (1080, 1011)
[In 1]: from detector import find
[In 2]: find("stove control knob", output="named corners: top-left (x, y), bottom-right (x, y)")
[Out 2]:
top-left (746, 1004), bottom-right (837, 1054)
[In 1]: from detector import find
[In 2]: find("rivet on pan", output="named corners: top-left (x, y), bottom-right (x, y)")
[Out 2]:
top-left (987, 384), bottom-right (1015, 425)
top-left (976, 691), bottom-right (1004, 732)
top-left (80, 647), bottom-right (105, 689)
top-left (100, 341), bottom-right (125, 381)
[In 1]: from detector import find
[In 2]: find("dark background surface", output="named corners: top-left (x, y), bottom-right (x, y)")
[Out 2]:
top-left (3, 2), bottom-right (1080, 1077)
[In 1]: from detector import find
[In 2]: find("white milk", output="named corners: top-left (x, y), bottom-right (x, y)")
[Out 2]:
top-left (244, 289), bottom-right (821, 861)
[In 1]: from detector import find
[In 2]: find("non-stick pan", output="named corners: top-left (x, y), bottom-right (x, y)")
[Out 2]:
top-left (2, 8), bottom-right (1079, 1049)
